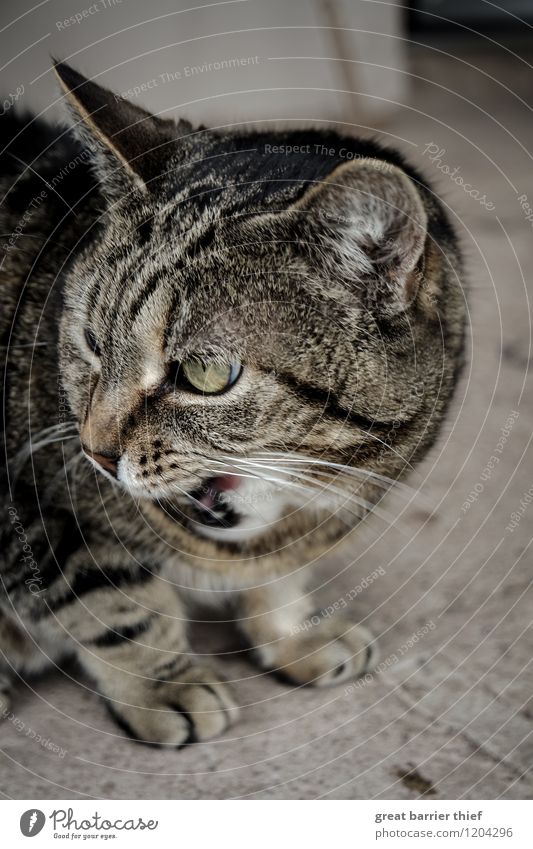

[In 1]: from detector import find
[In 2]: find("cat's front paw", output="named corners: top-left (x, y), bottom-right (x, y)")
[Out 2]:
top-left (107, 664), bottom-right (239, 746)
top-left (258, 617), bottom-right (378, 688)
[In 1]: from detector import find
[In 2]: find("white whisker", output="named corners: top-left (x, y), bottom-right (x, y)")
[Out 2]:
top-left (214, 459), bottom-right (374, 526)
top-left (253, 452), bottom-right (415, 493)
top-left (14, 431), bottom-right (79, 471)
top-left (28, 422), bottom-right (77, 442)
top-left (232, 457), bottom-right (389, 520)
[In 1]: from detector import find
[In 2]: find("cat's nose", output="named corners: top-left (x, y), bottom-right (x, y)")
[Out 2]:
top-left (82, 446), bottom-right (119, 478)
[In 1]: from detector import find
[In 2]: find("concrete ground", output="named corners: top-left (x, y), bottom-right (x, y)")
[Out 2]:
top-left (1, 44), bottom-right (532, 800)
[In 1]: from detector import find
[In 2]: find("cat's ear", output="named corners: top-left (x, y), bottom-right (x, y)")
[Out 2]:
top-left (53, 60), bottom-right (176, 198)
top-left (293, 158), bottom-right (428, 314)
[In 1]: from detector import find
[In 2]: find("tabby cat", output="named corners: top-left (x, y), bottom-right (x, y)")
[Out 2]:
top-left (0, 62), bottom-right (465, 745)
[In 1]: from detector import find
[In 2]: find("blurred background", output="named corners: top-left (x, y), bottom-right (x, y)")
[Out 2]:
top-left (1, 0), bottom-right (532, 801)
top-left (2, 0), bottom-right (533, 126)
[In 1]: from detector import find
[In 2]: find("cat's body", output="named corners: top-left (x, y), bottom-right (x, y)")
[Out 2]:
top-left (0, 63), bottom-right (466, 744)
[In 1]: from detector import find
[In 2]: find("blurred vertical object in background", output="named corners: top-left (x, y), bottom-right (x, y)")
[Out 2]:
top-left (408, 0), bottom-right (533, 34)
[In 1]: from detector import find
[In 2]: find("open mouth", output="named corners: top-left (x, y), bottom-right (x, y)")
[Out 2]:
top-left (189, 473), bottom-right (242, 529)
top-left (160, 473), bottom-right (243, 532)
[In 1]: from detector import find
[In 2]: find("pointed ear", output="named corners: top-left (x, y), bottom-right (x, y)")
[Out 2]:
top-left (53, 60), bottom-right (177, 197)
top-left (293, 158), bottom-right (428, 314)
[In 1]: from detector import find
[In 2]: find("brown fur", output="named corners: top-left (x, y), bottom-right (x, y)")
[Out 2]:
top-left (0, 62), bottom-right (466, 744)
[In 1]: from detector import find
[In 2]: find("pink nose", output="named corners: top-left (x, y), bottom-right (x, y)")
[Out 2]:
top-left (83, 447), bottom-right (119, 477)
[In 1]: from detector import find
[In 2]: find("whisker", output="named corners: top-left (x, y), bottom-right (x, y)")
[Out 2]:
top-left (176, 450), bottom-right (404, 528)
top-left (188, 452), bottom-right (295, 525)
top-left (0, 341), bottom-right (49, 348)
top-left (28, 422), bottom-right (77, 443)
top-left (14, 432), bottom-right (79, 470)
top-left (155, 496), bottom-right (190, 524)
top-left (203, 466), bottom-right (316, 500)
top-left (231, 457), bottom-right (388, 520)
top-left (198, 454), bottom-right (277, 490)
top-left (198, 450), bottom-right (376, 519)
top-left (347, 430), bottom-right (415, 469)
top-left (251, 460), bottom-right (383, 494)
top-left (215, 460), bottom-right (373, 525)
top-left (252, 452), bottom-right (415, 493)
top-left (261, 437), bottom-right (413, 472)
top-left (44, 449), bottom-right (84, 496)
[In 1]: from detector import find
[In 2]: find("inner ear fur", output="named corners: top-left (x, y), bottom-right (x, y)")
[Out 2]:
top-left (292, 157), bottom-right (428, 310)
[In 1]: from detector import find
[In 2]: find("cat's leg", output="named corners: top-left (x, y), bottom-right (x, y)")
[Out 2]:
top-left (238, 574), bottom-right (377, 687)
top-left (0, 613), bottom-right (19, 714)
top-left (50, 558), bottom-right (239, 745)
top-left (0, 609), bottom-right (67, 717)
top-left (0, 609), bottom-right (42, 715)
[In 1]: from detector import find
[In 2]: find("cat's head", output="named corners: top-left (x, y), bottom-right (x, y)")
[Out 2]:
top-left (55, 62), bottom-right (463, 544)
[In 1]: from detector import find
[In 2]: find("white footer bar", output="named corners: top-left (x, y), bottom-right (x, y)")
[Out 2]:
top-left (3, 800), bottom-right (531, 847)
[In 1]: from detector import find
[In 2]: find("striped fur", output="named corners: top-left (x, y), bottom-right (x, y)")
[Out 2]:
top-left (0, 63), bottom-right (466, 744)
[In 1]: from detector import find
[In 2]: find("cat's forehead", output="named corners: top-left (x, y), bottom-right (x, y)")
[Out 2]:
top-left (86, 212), bottom-right (305, 369)
top-left (95, 194), bottom-right (355, 354)
top-left (100, 189), bottom-right (283, 298)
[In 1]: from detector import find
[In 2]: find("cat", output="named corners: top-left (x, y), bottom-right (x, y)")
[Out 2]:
top-left (0, 61), bottom-right (466, 745)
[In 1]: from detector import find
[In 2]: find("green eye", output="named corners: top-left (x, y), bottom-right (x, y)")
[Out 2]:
top-left (180, 358), bottom-right (241, 394)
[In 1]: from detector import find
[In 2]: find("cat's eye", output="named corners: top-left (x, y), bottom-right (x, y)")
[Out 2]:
top-left (177, 358), bottom-right (241, 395)
top-left (84, 328), bottom-right (101, 357)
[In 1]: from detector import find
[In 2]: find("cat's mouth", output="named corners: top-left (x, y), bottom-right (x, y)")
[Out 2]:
top-left (188, 473), bottom-right (242, 529)
top-left (157, 470), bottom-right (287, 543)
top-left (160, 473), bottom-right (244, 534)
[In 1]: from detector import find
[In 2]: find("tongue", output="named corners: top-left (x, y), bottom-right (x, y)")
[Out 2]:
top-left (198, 474), bottom-right (240, 509)
top-left (214, 474), bottom-right (241, 492)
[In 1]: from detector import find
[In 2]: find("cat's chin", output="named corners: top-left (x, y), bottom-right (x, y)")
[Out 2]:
top-left (187, 516), bottom-right (275, 544)
top-left (151, 496), bottom-right (271, 543)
